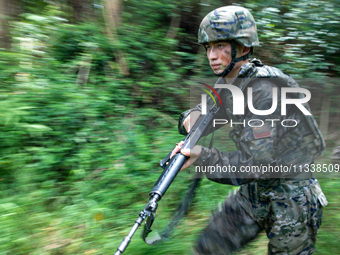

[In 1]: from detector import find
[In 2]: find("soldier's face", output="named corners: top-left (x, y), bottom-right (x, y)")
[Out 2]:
top-left (205, 41), bottom-right (233, 75)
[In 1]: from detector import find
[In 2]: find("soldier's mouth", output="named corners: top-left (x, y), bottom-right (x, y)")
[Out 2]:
top-left (211, 64), bottom-right (221, 70)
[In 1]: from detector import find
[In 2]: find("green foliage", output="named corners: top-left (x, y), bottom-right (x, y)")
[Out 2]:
top-left (0, 0), bottom-right (339, 254)
top-left (245, 0), bottom-right (340, 78)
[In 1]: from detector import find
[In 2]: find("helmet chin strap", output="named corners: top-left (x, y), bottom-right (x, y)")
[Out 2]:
top-left (215, 41), bottom-right (252, 77)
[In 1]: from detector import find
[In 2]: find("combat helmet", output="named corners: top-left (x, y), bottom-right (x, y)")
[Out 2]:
top-left (198, 6), bottom-right (260, 77)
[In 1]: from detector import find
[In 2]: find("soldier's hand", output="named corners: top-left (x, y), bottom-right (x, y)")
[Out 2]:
top-left (170, 141), bottom-right (202, 171)
top-left (183, 111), bottom-right (201, 133)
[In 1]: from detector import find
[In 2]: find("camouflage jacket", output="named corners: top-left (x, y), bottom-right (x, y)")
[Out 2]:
top-left (178, 58), bottom-right (328, 221)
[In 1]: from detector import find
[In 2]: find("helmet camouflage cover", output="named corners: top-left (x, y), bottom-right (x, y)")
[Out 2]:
top-left (198, 5), bottom-right (260, 47)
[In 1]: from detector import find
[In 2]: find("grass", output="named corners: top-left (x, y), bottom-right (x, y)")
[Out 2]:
top-left (0, 135), bottom-right (339, 255)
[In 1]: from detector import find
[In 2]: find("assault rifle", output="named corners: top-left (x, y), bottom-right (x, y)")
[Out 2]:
top-left (114, 87), bottom-right (221, 255)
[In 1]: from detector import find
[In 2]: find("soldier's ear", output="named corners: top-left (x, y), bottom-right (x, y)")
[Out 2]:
top-left (242, 47), bottom-right (251, 56)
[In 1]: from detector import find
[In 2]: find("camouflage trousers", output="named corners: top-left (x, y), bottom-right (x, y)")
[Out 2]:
top-left (193, 179), bottom-right (326, 255)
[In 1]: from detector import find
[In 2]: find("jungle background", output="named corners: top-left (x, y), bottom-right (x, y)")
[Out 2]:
top-left (0, 0), bottom-right (339, 254)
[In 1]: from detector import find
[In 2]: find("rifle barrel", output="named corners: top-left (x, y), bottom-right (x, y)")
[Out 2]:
top-left (114, 194), bottom-right (161, 254)
top-left (115, 215), bottom-right (143, 255)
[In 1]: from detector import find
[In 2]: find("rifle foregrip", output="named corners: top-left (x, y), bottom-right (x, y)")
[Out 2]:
top-left (150, 153), bottom-right (187, 198)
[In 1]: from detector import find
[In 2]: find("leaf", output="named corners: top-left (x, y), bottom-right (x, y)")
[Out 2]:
top-left (19, 124), bottom-right (53, 131)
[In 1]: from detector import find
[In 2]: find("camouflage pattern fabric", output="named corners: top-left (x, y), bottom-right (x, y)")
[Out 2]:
top-left (178, 59), bottom-right (328, 253)
top-left (193, 189), bottom-right (261, 255)
top-left (331, 146), bottom-right (340, 164)
top-left (185, 59), bottom-right (325, 183)
top-left (193, 179), bottom-right (326, 255)
top-left (198, 6), bottom-right (260, 47)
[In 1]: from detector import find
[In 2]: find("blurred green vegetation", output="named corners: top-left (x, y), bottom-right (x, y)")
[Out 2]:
top-left (0, 0), bottom-right (339, 254)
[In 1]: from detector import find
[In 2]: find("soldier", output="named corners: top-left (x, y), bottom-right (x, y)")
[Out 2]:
top-left (172, 5), bottom-right (328, 255)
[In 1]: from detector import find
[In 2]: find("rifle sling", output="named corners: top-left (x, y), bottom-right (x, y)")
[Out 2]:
top-left (142, 172), bottom-right (202, 245)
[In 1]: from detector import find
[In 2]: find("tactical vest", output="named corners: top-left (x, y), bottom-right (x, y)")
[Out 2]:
top-left (218, 59), bottom-right (325, 165)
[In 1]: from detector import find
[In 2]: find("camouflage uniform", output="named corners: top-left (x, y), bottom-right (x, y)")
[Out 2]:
top-left (182, 59), bottom-right (328, 255)
top-left (178, 6), bottom-right (328, 255)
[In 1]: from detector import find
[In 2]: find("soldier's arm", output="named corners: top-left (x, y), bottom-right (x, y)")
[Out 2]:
top-left (193, 79), bottom-right (280, 185)
top-left (178, 103), bottom-right (228, 136)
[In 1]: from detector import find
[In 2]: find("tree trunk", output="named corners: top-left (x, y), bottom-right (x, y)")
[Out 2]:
top-left (68, 0), bottom-right (94, 22)
top-left (76, 53), bottom-right (93, 87)
top-left (0, 0), bottom-right (21, 49)
top-left (103, 0), bottom-right (129, 76)
top-left (166, 11), bottom-right (181, 39)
